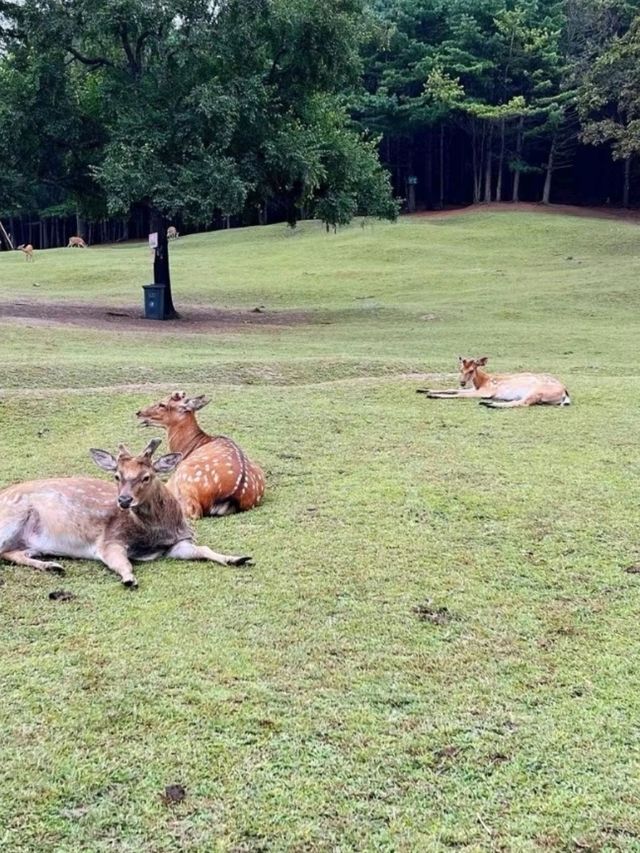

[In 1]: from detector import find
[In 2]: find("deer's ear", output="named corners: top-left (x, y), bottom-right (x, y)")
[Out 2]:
top-left (183, 395), bottom-right (210, 412)
top-left (89, 449), bottom-right (118, 471)
top-left (476, 356), bottom-right (488, 366)
top-left (171, 390), bottom-right (186, 401)
top-left (153, 452), bottom-right (182, 474)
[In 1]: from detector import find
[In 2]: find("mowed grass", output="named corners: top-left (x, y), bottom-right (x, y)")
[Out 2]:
top-left (1, 211), bottom-right (640, 851)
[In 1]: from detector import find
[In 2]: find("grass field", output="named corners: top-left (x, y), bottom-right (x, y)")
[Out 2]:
top-left (1, 209), bottom-right (640, 851)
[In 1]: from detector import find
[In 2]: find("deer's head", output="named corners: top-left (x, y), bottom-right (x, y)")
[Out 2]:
top-left (458, 356), bottom-right (488, 387)
top-left (89, 439), bottom-right (182, 510)
top-left (136, 391), bottom-right (210, 430)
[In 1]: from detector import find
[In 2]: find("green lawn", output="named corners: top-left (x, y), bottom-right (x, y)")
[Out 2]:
top-left (1, 210), bottom-right (640, 851)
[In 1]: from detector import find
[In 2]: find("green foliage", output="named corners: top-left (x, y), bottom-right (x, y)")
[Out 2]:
top-left (0, 0), bottom-right (395, 225)
top-left (579, 14), bottom-right (640, 158)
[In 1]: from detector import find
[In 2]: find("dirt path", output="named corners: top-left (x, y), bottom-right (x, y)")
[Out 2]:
top-left (411, 201), bottom-right (640, 223)
top-left (0, 372), bottom-right (445, 398)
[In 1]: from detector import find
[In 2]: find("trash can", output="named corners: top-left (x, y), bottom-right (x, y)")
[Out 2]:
top-left (143, 284), bottom-right (166, 320)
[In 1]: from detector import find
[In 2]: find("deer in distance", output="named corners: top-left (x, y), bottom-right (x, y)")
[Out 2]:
top-left (167, 226), bottom-right (179, 240)
top-left (418, 356), bottom-right (570, 409)
top-left (17, 244), bottom-right (34, 261)
top-left (67, 236), bottom-right (88, 248)
top-left (0, 438), bottom-right (251, 589)
top-left (137, 391), bottom-right (266, 519)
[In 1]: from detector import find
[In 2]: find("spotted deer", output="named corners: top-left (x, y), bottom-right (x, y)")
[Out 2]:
top-left (17, 244), bottom-right (34, 261)
top-left (137, 392), bottom-right (265, 519)
top-left (67, 236), bottom-right (88, 248)
top-left (0, 439), bottom-right (251, 588)
top-left (418, 356), bottom-right (570, 409)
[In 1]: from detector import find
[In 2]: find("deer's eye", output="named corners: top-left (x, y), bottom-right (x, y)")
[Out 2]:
top-left (114, 473), bottom-right (121, 482)
top-left (158, 403), bottom-right (166, 409)
top-left (141, 474), bottom-right (151, 483)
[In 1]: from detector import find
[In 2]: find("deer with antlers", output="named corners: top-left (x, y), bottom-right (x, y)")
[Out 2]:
top-left (0, 439), bottom-right (251, 588)
top-left (67, 236), bottom-right (88, 248)
top-left (418, 356), bottom-right (570, 409)
top-left (137, 392), bottom-right (265, 519)
top-left (17, 244), bottom-right (34, 261)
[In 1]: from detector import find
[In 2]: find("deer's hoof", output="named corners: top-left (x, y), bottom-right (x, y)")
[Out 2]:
top-left (123, 578), bottom-right (139, 590)
top-left (229, 555), bottom-right (252, 567)
top-left (45, 563), bottom-right (65, 576)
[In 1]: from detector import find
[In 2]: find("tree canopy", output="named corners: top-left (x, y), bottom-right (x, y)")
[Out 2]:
top-left (0, 0), bottom-right (397, 227)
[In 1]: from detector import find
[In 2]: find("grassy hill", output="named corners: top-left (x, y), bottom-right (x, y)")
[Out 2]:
top-left (1, 210), bottom-right (640, 850)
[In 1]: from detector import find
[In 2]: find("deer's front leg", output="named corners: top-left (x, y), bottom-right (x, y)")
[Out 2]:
top-left (417, 388), bottom-right (486, 398)
top-left (167, 539), bottom-right (252, 566)
top-left (99, 543), bottom-right (138, 588)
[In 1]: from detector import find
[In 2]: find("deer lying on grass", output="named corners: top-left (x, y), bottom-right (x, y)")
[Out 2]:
top-left (0, 439), bottom-right (250, 589)
top-left (17, 244), bottom-right (34, 261)
top-left (167, 226), bottom-right (179, 240)
top-left (67, 236), bottom-right (88, 248)
top-left (418, 356), bottom-right (570, 409)
top-left (137, 392), bottom-right (265, 519)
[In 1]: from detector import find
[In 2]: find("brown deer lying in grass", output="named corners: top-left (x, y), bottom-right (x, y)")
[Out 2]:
top-left (0, 439), bottom-right (250, 589)
top-left (17, 244), bottom-right (34, 261)
top-left (137, 392), bottom-right (265, 519)
top-left (418, 356), bottom-right (570, 409)
top-left (67, 236), bottom-right (88, 248)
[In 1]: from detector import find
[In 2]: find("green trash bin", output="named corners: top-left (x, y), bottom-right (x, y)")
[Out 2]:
top-left (143, 284), bottom-right (166, 320)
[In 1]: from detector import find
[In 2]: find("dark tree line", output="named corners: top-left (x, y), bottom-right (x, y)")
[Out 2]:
top-left (355, 0), bottom-right (640, 210)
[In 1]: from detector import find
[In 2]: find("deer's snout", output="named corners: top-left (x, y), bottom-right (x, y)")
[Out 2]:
top-left (118, 495), bottom-right (133, 509)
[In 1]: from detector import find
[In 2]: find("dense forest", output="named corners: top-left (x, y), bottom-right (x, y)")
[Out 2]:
top-left (1, 0), bottom-right (639, 248)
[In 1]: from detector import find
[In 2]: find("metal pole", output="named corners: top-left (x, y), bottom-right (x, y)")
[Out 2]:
top-left (150, 207), bottom-right (179, 319)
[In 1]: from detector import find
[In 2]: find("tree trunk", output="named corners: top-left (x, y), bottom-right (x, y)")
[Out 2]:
top-left (76, 212), bottom-right (86, 240)
top-left (425, 131), bottom-right (433, 209)
top-left (439, 123), bottom-right (445, 209)
top-left (542, 134), bottom-right (556, 204)
top-left (484, 122), bottom-right (493, 203)
top-left (472, 121), bottom-right (482, 204)
top-left (150, 207), bottom-right (179, 319)
top-left (512, 116), bottom-right (524, 202)
top-left (496, 118), bottom-right (505, 202)
top-left (623, 156), bottom-right (632, 207)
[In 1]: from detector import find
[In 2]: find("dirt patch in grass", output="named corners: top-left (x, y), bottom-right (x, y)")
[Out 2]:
top-left (0, 299), bottom-right (314, 332)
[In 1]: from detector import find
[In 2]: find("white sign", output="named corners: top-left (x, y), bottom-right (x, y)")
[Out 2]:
top-left (148, 232), bottom-right (158, 249)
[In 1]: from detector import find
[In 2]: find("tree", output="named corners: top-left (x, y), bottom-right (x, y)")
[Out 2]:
top-left (0, 0), bottom-right (397, 307)
top-left (578, 12), bottom-right (640, 205)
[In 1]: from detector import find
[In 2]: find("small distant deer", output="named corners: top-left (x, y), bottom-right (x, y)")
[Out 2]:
top-left (137, 391), bottom-right (266, 519)
top-left (167, 226), bottom-right (179, 240)
top-left (17, 244), bottom-right (34, 261)
top-left (67, 236), bottom-right (88, 248)
top-left (0, 438), bottom-right (251, 589)
top-left (418, 356), bottom-right (570, 409)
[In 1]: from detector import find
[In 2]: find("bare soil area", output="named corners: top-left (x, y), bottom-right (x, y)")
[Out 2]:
top-left (0, 300), bottom-right (313, 332)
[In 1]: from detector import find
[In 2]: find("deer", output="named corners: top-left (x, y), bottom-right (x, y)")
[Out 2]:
top-left (17, 244), bottom-right (34, 261)
top-left (67, 236), bottom-right (88, 248)
top-left (167, 226), bottom-right (179, 240)
top-left (136, 391), bottom-right (265, 519)
top-left (417, 356), bottom-right (571, 409)
top-left (0, 438), bottom-right (251, 589)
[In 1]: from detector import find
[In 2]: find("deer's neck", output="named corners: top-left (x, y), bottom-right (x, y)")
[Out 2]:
top-left (130, 481), bottom-right (186, 531)
top-left (473, 367), bottom-right (492, 389)
top-left (167, 416), bottom-right (211, 459)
